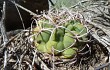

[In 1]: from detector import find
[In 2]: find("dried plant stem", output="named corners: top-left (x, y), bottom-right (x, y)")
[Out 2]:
top-left (10, 0), bottom-right (38, 16)
top-left (0, 1), bottom-right (8, 45)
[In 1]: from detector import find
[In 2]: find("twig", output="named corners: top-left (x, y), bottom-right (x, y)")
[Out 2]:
top-left (87, 20), bottom-right (110, 38)
top-left (18, 47), bottom-right (27, 70)
top-left (10, 0), bottom-right (38, 16)
top-left (4, 50), bottom-right (8, 70)
top-left (0, 1), bottom-right (9, 70)
top-left (90, 31), bottom-right (110, 63)
top-left (32, 50), bottom-right (36, 66)
top-left (33, 50), bottom-right (50, 70)
top-left (37, 56), bottom-right (50, 70)
top-left (14, 1), bottom-right (25, 29)
top-left (95, 63), bottom-right (110, 70)
top-left (0, 1), bottom-right (8, 45)
top-left (24, 61), bottom-right (32, 70)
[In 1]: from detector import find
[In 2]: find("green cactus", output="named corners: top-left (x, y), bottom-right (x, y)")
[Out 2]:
top-left (61, 48), bottom-right (77, 58)
top-left (73, 21), bottom-right (87, 35)
top-left (38, 31), bottom-right (51, 43)
top-left (63, 33), bottom-right (75, 48)
top-left (55, 28), bottom-right (65, 41)
top-left (46, 40), bottom-right (57, 53)
top-left (37, 43), bottom-right (47, 53)
top-left (55, 41), bottom-right (64, 54)
top-left (33, 18), bottom-right (88, 58)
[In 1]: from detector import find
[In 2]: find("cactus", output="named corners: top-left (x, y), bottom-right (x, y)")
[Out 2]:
top-left (46, 40), bottom-right (57, 53)
top-left (38, 31), bottom-right (51, 43)
top-left (33, 16), bottom-right (88, 58)
top-left (63, 33), bottom-right (75, 48)
top-left (37, 43), bottom-right (47, 53)
top-left (61, 48), bottom-right (77, 58)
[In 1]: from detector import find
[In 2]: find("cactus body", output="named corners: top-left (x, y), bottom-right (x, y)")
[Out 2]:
top-left (33, 18), bottom-right (88, 58)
